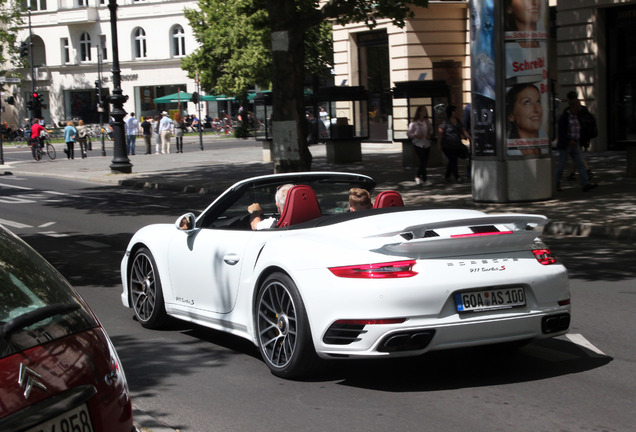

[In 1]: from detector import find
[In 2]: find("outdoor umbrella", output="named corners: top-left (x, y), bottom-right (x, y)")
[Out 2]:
top-left (153, 90), bottom-right (193, 104)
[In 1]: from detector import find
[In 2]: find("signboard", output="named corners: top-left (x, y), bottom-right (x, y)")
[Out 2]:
top-left (0, 77), bottom-right (21, 83)
top-left (504, 0), bottom-right (550, 156)
top-left (470, 0), bottom-right (497, 157)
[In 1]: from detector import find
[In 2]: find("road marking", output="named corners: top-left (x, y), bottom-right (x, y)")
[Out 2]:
top-left (0, 196), bottom-right (35, 203)
top-left (566, 333), bottom-right (606, 356)
top-left (0, 182), bottom-right (32, 190)
top-left (0, 218), bottom-right (33, 229)
top-left (39, 222), bottom-right (56, 228)
top-left (76, 240), bottom-right (109, 248)
top-left (39, 231), bottom-right (69, 238)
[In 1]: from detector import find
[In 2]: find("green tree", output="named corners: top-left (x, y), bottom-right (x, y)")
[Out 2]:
top-left (184, 0), bottom-right (428, 172)
top-left (0, 0), bottom-right (24, 72)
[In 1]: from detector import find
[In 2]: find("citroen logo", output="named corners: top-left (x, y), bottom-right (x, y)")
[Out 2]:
top-left (18, 364), bottom-right (47, 399)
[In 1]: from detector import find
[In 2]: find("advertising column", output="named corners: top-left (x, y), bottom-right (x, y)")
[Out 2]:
top-left (471, 0), bottom-right (552, 202)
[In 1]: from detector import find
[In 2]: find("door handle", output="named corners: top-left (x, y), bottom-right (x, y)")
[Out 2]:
top-left (223, 253), bottom-right (240, 265)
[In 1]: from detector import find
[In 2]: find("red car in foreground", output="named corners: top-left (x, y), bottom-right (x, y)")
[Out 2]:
top-left (0, 226), bottom-right (136, 432)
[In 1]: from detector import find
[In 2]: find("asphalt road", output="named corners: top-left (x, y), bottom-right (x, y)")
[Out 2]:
top-left (1, 173), bottom-right (635, 432)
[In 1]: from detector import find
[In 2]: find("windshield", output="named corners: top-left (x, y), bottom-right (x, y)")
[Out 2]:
top-left (0, 228), bottom-right (97, 359)
top-left (199, 173), bottom-right (376, 230)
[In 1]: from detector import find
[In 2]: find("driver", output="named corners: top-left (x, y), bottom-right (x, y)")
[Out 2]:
top-left (247, 184), bottom-right (294, 230)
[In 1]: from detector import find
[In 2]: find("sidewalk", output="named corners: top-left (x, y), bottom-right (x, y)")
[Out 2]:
top-left (2, 135), bottom-right (635, 240)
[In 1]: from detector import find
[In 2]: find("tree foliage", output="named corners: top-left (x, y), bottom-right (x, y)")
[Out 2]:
top-left (182, 0), bottom-right (333, 97)
top-left (0, 0), bottom-right (25, 73)
top-left (183, 0), bottom-right (429, 171)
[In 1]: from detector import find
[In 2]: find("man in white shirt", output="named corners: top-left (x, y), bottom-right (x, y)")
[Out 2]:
top-left (159, 111), bottom-right (174, 154)
top-left (125, 113), bottom-right (139, 155)
top-left (247, 184), bottom-right (294, 230)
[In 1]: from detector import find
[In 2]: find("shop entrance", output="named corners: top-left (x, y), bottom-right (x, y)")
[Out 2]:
top-left (607, 4), bottom-right (636, 150)
top-left (358, 30), bottom-right (391, 141)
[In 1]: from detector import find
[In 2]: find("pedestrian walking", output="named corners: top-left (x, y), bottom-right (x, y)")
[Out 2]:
top-left (125, 112), bottom-right (139, 155)
top-left (173, 112), bottom-right (185, 153)
top-left (564, 91), bottom-right (596, 180)
top-left (140, 116), bottom-right (153, 154)
top-left (437, 105), bottom-right (471, 183)
top-left (556, 92), bottom-right (598, 192)
top-left (153, 115), bottom-right (161, 154)
top-left (64, 120), bottom-right (77, 160)
top-left (407, 105), bottom-right (433, 186)
top-left (76, 119), bottom-right (88, 158)
top-left (159, 111), bottom-right (173, 154)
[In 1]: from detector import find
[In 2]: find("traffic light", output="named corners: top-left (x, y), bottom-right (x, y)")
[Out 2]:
top-left (95, 80), bottom-right (101, 98)
top-left (32, 92), bottom-right (40, 108)
top-left (4, 96), bottom-right (15, 105)
top-left (20, 41), bottom-right (29, 58)
top-left (191, 91), bottom-right (199, 104)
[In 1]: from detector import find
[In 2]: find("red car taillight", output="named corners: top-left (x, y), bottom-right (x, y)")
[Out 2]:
top-left (329, 260), bottom-right (418, 278)
top-left (532, 248), bottom-right (557, 265)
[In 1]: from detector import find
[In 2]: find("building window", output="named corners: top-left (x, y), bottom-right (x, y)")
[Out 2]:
top-left (78, 0), bottom-right (86, 6)
top-left (100, 35), bottom-right (108, 61)
top-left (80, 32), bottom-right (91, 62)
top-left (61, 38), bottom-right (70, 64)
top-left (172, 25), bottom-right (186, 57)
top-left (22, 0), bottom-right (47, 11)
top-left (133, 27), bottom-right (147, 59)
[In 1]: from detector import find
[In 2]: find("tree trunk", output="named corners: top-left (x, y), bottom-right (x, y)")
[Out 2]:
top-left (268, 2), bottom-right (312, 173)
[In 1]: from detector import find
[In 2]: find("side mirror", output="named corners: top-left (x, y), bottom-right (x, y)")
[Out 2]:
top-left (175, 213), bottom-right (196, 232)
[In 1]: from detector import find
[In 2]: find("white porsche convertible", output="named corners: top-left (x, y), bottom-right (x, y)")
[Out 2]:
top-left (121, 172), bottom-right (571, 378)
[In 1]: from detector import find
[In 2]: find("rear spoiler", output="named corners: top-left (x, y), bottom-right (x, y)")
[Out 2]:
top-left (369, 214), bottom-right (548, 258)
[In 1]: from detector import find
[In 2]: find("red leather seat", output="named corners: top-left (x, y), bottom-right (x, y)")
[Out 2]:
top-left (373, 190), bottom-right (404, 208)
top-left (277, 185), bottom-right (322, 228)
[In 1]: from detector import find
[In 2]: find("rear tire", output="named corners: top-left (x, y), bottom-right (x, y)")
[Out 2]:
top-left (256, 272), bottom-right (318, 379)
top-left (129, 247), bottom-right (169, 329)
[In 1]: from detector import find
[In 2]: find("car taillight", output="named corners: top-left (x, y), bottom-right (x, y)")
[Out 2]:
top-left (329, 260), bottom-right (418, 278)
top-left (532, 248), bottom-right (557, 265)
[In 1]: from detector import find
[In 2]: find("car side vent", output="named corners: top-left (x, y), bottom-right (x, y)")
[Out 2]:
top-left (423, 230), bottom-right (439, 238)
top-left (469, 225), bottom-right (500, 234)
top-left (400, 232), bottom-right (414, 240)
top-left (323, 323), bottom-right (367, 345)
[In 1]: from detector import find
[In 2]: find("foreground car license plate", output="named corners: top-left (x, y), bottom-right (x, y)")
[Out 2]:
top-left (26, 403), bottom-right (94, 432)
top-left (455, 287), bottom-right (526, 313)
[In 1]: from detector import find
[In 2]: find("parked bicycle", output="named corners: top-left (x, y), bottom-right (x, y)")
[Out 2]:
top-left (29, 133), bottom-right (56, 161)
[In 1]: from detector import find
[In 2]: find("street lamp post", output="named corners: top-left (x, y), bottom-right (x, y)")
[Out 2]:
top-left (96, 44), bottom-right (106, 156)
top-left (107, 0), bottom-right (132, 174)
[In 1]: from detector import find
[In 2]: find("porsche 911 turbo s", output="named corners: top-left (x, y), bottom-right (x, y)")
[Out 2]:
top-left (120, 172), bottom-right (570, 378)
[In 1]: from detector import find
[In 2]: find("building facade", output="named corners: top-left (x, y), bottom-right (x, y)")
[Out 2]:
top-left (3, 0), bottom-right (635, 152)
top-left (332, 0), bottom-right (636, 151)
top-left (4, 0), bottom-right (200, 129)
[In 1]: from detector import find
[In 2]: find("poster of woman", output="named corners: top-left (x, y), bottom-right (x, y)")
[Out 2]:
top-left (504, 0), bottom-right (550, 156)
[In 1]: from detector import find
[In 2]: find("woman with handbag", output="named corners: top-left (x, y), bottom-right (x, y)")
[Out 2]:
top-left (437, 105), bottom-right (471, 183)
top-left (76, 119), bottom-right (88, 159)
top-left (407, 106), bottom-right (433, 186)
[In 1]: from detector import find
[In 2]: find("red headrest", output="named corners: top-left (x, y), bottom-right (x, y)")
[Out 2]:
top-left (373, 190), bottom-right (404, 208)
top-left (277, 185), bottom-right (322, 228)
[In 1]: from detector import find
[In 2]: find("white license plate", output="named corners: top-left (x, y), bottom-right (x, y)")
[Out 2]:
top-left (26, 403), bottom-right (94, 432)
top-left (455, 287), bottom-right (526, 313)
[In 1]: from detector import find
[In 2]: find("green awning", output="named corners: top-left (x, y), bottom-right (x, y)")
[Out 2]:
top-left (153, 90), bottom-right (193, 104)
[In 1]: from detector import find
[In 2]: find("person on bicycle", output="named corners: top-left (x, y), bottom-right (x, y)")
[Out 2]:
top-left (30, 118), bottom-right (46, 148)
